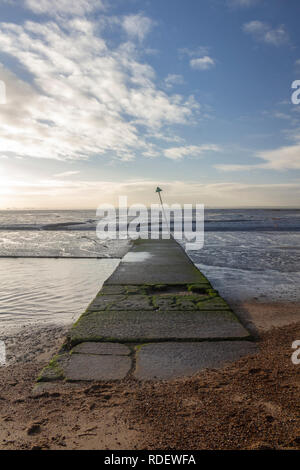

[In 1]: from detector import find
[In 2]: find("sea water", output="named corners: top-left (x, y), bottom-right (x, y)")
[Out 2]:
top-left (0, 209), bottom-right (300, 333)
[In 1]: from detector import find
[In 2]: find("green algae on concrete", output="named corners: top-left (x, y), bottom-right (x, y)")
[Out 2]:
top-left (98, 282), bottom-right (212, 297)
top-left (38, 342), bottom-right (133, 382)
top-left (72, 342), bottom-right (131, 356)
top-left (69, 309), bottom-right (250, 346)
top-left (37, 238), bottom-right (253, 383)
top-left (86, 292), bottom-right (229, 313)
top-left (152, 293), bottom-right (230, 311)
top-left (87, 294), bottom-right (153, 312)
top-left (37, 354), bottom-right (70, 383)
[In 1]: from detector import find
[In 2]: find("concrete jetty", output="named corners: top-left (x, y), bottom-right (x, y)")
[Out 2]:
top-left (38, 239), bottom-right (256, 382)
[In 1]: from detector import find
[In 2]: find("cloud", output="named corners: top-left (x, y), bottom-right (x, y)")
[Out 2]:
top-left (2, 0), bottom-right (106, 16)
top-left (164, 74), bottom-right (184, 88)
top-left (179, 46), bottom-right (210, 58)
top-left (24, 0), bottom-right (105, 16)
top-left (0, 16), bottom-right (196, 162)
top-left (179, 47), bottom-right (215, 71)
top-left (190, 56), bottom-right (215, 70)
top-left (256, 145), bottom-right (300, 170)
top-left (54, 171), bottom-right (80, 177)
top-left (164, 144), bottom-right (221, 160)
top-left (243, 20), bottom-right (289, 46)
top-left (216, 142), bottom-right (300, 172)
top-left (2, 177), bottom-right (299, 209)
top-left (122, 13), bottom-right (154, 41)
top-left (228, 0), bottom-right (260, 7)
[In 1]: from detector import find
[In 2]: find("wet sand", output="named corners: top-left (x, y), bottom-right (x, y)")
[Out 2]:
top-left (231, 301), bottom-right (300, 335)
top-left (0, 303), bottom-right (299, 450)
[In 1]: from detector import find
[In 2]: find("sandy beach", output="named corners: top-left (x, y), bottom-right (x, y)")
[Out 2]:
top-left (0, 301), bottom-right (299, 450)
top-left (1, 0), bottom-right (300, 453)
top-left (0, 212), bottom-right (299, 450)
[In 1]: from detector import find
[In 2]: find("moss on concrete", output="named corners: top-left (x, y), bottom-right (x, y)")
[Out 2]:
top-left (36, 239), bottom-right (251, 384)
top-left (37, 354), bottom-right (69, 382)
top-left (68, 307), bottom-right (250, 346)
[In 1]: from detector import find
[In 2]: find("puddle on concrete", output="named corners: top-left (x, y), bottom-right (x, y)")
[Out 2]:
top-left (123, 252), bottom-right (153, 263)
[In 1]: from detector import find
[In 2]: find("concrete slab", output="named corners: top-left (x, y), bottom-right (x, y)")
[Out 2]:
top-left (101, 285), bottom-right (128, 295)
top-left (70, 310), bottom-right (250, 345)
top-left (106, 239), bottom-right (209, 285)
top-left (37, 354), bottom-right (70, 382)
top-left (72, 342), bottom-right (131, 356)
top-left (135, 341), bottom-right (257, 380)
top-left (99, 283), bottom-right (212, 297)
top-left (37, 238), bottom-right (253, 384)
top-left (87, 292), bottom-right (230, 313)
top-left (87, 294), bottom-right (123, 311)
top-left (63, 354), bottom-right (131, 381)
top-left (88, 295), bottom-right (153, 312)
top-left (153, 294), bottom-right (230, 311)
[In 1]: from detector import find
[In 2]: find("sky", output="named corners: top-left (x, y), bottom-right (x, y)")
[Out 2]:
top-left (0, 0), bottom-right (300, 209)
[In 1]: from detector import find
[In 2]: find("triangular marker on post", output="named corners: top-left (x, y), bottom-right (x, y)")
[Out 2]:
top-left (155, 186), bottom-right (170, 237)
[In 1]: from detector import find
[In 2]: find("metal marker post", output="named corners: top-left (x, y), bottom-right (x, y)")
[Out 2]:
top-left (156, 187), bottom-right (171, 238)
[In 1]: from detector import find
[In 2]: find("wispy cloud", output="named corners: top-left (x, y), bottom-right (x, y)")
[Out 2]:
top-left (190, 56), bottom-right (215, 71)
top-left (6, 0), bottom-right (106, 16)
top-left (164, 144), bottom-right (221, 160)
top-left (2, 177), bottom-right (299, 209)
top-left (0, 15), bottom-right (197, 162)
top-left (243, 20), bottom-right (289, 46)
top-left (228, 0), bottom-right (260, 7)
top-left (122, 13), bottom-right (155, 41)
top-left (256, 144), bottom-right (300, 170)
top-left (216, 142), bottom-right (300, 172)
top-left (179, 46), bottom-right (216, 71)
top-left (54, 171), bottom-right (80, 177)
top-left (164, 74), bottom-right (184, 88)
top-left (179, 46), bottom-right (210, 58)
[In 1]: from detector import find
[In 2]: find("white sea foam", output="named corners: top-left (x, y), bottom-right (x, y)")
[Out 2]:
top-left (183, 230), bottom-right (300, 303)
top-left (0, 209), bottom-right (300, 331)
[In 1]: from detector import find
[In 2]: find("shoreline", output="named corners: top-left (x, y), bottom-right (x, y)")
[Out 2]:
top-left (230, 300), bottom-right (300, 336)
top-left (0, 310), bottom-right (299, 449)
top-left (2, 300), bottom-right (299, 366)
top-left (0, 238), bottom-right (299, 449)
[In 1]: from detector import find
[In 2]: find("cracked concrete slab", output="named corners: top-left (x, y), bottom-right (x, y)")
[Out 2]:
top-left (87, 292), bottom-right (230, 313)
top-left (72, 342), bottom-right (131, 356)
top-left (69, 309), bottom-right (250, 345)
top-left (63, 354), bottom-right (132, 381)
top-left (88, 294), bottom-right (153, 312)
top-left (37, 238), bottom-right (253, 384)
top-left (135, 341), bottom-right (258, 380)
top-left (106, 239), bottom-right (209, 285)
top-left (153, 294), bottom-right (230, 311)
